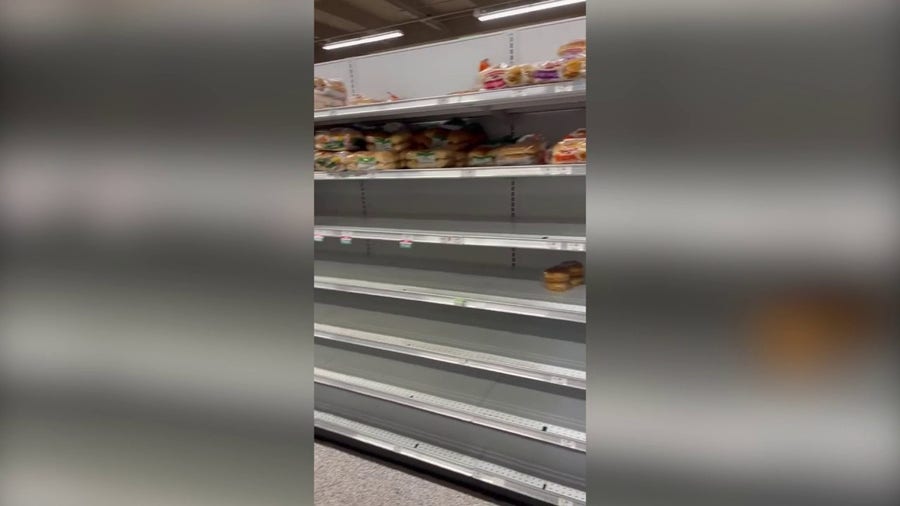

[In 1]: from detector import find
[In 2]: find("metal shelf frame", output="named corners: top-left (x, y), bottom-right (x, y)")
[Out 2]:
top-left (314, 217), bottom-right (586, 252)
top-left (315, 368), bottom-right (586, 452)
top-left (315, 410), bottom-right (586, 506)
top-left (315, 323), bottom-right (586, 390)
top-left (314, 81), bottom-right (586, 125)
top-left (314, 261), bottom-right (586, 323)
top-left (315, 164), bottom-right (585, 180)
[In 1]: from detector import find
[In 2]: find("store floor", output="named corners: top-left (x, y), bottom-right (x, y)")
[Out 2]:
top-left (315, 441), bottom-right (505, 505)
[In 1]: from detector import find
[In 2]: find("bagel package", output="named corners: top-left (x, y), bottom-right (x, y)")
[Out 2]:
top-left (365, 130), bottom-right (412, 152)
top-left (315, 128), bottom-right (365, 151)
top-left (404, 149), bottom-right (457, 169)
top-left (346, 151), bottom-right (400, 171)
top-left (550, 128), bottom-right (587, 164)
top-left (467, 146), bottom-right (498, 167)
top-left (314, 77), bottom-right (347, 109)
top-left (479, 65), bottom-right (509, 90)
top-left (494, 134), bottom-right (547, 166)
top-left (314, 150), bottom-right (352, 172)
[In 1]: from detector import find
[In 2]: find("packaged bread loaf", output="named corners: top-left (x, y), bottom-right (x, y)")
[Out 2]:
top-left (467, 146), bottom-right (497, 167)
top-left (558, 39), bottom-right (586, 59)
top-left (551, 128), bottom-right (587, 164)
top-left (494, 134), bottom-right (547, 166)
top-left (504, 64), bottom-right (534, 87)
top-left (480, 65), bottom-right (508, 90)
top-left (404, 149), bottom-right (457, 169)
top-left (314, 150), bottom-right (352, 172)
top-left (365, 130), bottom-right (412, 152)
top-left (346, 151), bottom-right (400, 171)
top-left (315, 128), bottom-right (365, 151)
top-left (313, 77), bottom-right (348, 109)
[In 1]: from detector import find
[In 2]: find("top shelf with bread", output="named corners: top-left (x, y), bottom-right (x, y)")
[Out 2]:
top-left (314, 80), bottom-right (585, 126)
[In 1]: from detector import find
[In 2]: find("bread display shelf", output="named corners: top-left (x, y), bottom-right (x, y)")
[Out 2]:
top-left (315, 411), bottom-right (587, 506)
top-left (314, 260), bottom-right (585, 322)
top-left (314, 319), bottom-right (586, 389)
top-left (315, 163), bottom-right (585, 180)
top-left (315, 368), bottom-right (586, 451)
top-left (314, 81), bottom-right (586, 125)
top-left (314, 217), bottom-right (586, 251)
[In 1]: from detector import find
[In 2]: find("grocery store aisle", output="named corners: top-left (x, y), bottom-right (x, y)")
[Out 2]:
top-left (314, 441), bottom-right (501, 506)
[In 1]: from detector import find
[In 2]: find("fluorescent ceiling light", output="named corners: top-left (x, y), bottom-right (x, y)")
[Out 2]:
top-left (322, 30), bottom-right (403, 50)
top-left (476, 0), bottom-right (585, 22)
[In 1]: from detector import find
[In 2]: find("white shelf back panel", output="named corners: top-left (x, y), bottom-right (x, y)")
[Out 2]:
top-left (351, 33), bottom-right (511, 99)
top-left (315, 60), bottom-right (354, 94)
top-left (514, 18), bottom-right (586, 64)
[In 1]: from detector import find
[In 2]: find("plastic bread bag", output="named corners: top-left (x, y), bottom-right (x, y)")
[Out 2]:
top-left (503, 64), bottom-right (534, 87)
top-left (467, 146), bottom-right (497, 167)
top-left (315, 128), bottom-right (365, 151)
top-left (557, 39), bottom-right (586, 60)
top-left (365, 124), bottom-right (412, 152)
top-left (479, 64), bottom-right (509, 90)
top-left (528, 60), bottom-right (566, 84)
top-left (347, 151), bottom-right (400, 171)
top-left (314, 77), bottom-right (347, 100)
top-left (494, 134), bottom-right (547, 166)
top-left (404, 149), bottom-right (457, 169)
top-left (314, 150), bottom-right (352, 172)
top-left (551, 138), bottom-right (586, 164)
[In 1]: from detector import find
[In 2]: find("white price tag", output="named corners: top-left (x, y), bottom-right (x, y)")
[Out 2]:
top-left (558, 499), bottom-right (575, 506)
top-left (564, 242), bottom-right (584, 251)
top-left (339, 236), bottom-right (352, 245)
top-left (560, 439), bottom-right (578, 449)
top-left (549, 376), bottom-right (569, 386)
top-left (546, 242), bottom-right (563, 250)
top-left (460, 168), bottom-right (475, 178)
top-left (440, 236), bottom-right (464, 245)
top-left (399, 239), bottom-right (413, 249)
top-left (314, 234), bottom-right (324, 242)
top-left (543, 166), bottom-right (572, 176)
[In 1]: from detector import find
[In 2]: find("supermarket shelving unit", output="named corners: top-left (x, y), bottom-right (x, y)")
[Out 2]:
top-left (315, 17), bottom-right (586, 506)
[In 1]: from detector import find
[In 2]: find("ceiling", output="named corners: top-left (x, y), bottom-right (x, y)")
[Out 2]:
top-left (314, 0), bottom-right (586, 63)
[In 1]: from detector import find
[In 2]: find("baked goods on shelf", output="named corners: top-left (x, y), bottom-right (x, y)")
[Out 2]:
top-left (477, 39), bottom-right (586, 91)
top-left (404, 149), bottom-right (457, 169)
top-left (314, 150), bottom-right (352, 172)
top-left (467, 146), bottom-right (497, 166)
top-left (314, 77), bottom-right (347, 109)
top-left (346, 151), bottom-right (400, 171)
top-left (551, 128), bottom-right (586, 164)
top-left (543, 260), bottom-right (584, 291)
top-left (494, 134), bottom-right (547, 166)
top-left (315, 128), bottom-right (365, 151)
top-left (365, 130), bottom-right (412, 152)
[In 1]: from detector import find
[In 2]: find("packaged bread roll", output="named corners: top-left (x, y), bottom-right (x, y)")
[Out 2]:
top-left (494, 134), bottom-right (547, 166)
top-left (365, 130), bottom-right (411, 152)
top-left (529, 60), bottom-right (565, 84)
top-left (314, 150), bottom-right (351, 172)
top-left (558, 39), bottom-right (586, 59)
top-left (551, 129), bottom-right (587, 164)
top-left (480, 65), bottom-right (508, 90)
top-left (504, 64), bottom-right (534, 87)
top-left (404, 149), bottom-right (456, 169)
top-left (315, 128), bottom-right (365, 151)
top-left (467, 146), bottom-right (497, 167)
top-left (346, 151), bottom-right (399, 171)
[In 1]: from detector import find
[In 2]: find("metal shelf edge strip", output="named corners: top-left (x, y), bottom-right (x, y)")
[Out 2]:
top-left (315, 410), bottom-right (586, 506)
top-left (314, 164), bottom-right (586, 180)
top-left (315, 323), bottom-right (586, 390)
top-left (315, 368), bottom-right (586, 452)
top-left (313, 276), bottom-right (586, 323)
top-left (314, 81), bottom-right (586, 123)
top-left (314, 227), bottom-right (586, 251)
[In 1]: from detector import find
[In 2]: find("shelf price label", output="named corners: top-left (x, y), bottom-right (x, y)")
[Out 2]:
top-left (440, 236), bottom-right (464, 245)
top-left (549, 376), bottom-right (569, 386)
top-left (399, 239), bottom-right (413, 249)
top-left (564, 242), bottom-right (585, 252)
top-left (546, 242), bottom-right (563, 250)
top-left (339, 236), bottom-right (352, 245)
top-left (453, 298), bottom-right (467, 307)
top-left (558, 499), bottom-right (575, 506)
top-left (314, 234), bottom-right (324, 242)
top-left (542, 166), bottom-right (573, 176)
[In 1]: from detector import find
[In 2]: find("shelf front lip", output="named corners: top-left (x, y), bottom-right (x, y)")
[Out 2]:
top-left (314, 323), bottom-right (586, 390)
top-left (313, 275), bottom-right (586, 323)
top-left (315, 368), bottom-right (587, 452)
top-left (313, 226), bottom-right (586, 252)
top-left (314, 81), bottom-right (586, 124)
top-left (314, 164), bottom-right (586, 180)
top-left (315, 410), bottom-right (587, 506)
